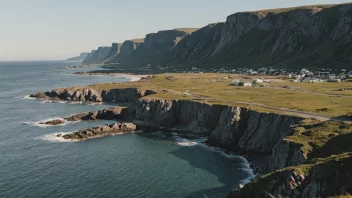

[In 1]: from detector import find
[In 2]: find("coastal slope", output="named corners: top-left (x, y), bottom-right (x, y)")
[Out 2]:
top-left (66, 52), bottom-right (89, 62)
top-left (104, 3), bottom-right (352, 69)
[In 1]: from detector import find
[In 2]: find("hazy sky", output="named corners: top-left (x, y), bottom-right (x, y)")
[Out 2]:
top-left (0, 0), bottom-right (351, 61)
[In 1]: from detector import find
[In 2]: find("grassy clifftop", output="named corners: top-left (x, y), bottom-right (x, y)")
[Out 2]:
top-left (73, 73), bottom-right (352, 118)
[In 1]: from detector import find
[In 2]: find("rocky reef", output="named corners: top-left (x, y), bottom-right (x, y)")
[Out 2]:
top-left (61, 122), bottom-right (136, 140)
top-left (30, 88), bottom-right (156, 103)
top-left (39, 119), bottom-right (65, 126)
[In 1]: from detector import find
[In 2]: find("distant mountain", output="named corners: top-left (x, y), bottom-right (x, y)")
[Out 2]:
top-left (66, 52), bottom-right (89, 62)
top-left (98, 3), bottom-right (352, 70)
top-left (82, 47), bottom-right (111, 64)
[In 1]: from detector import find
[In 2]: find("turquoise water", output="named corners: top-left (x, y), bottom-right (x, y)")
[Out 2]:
top-left (0, 61), bottom-right (254, 198)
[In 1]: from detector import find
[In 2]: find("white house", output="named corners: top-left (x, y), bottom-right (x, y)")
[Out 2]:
top-left (253, 78), bottom-right (264, 83)
top-left (231, 80), bottom-right (240, 86)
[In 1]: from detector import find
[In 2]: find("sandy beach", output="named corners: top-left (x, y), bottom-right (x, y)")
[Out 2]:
top-left (72, 72), bottom-right (148, 82)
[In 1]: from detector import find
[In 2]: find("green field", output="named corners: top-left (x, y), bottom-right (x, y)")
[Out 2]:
top-left (74, 73), bottom-right (352, 118)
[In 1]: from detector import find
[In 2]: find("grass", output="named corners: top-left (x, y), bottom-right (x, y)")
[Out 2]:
top-left (131, 38), bottom-right (144, 43)
top-left (270, 80), bottom-right (352, 96)
top-left (174, 28), bottom-right (199, 33)
top-left (71, 73), bottom-right (352, 117)
top-left (255, 4), bottom-right (336, 14)
top-left (285, 120), bottom-right (352, 158)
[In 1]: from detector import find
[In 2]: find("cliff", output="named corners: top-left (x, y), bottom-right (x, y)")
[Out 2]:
top-left (108, 39), bottom-right (144, 64)
top-left (168, 4), bottom-right (352, 69)
top-left (109, 29), bottom-right (199, 67)
top-left (82, 46), bottom-right (111, 64)
top-left (122, 99), bottom-right (303, 153)
top-left (98, 43), bottom-right (122, 63)
top-left (229, 153), bottom-right (352, 198)
top-left (106, 3), bottom-right (352, 69)
top-left (30, 86), bottom-right (352, 196)
top-left (66, 52), bottom-right (89, 62)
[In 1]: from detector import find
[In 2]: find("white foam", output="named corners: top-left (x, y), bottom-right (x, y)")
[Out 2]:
top-left (23, 117), bottom-right (70, 128)
top-left (36, 132), bottom-right (79, 143)
top-left (19, 95), bottom-right (36, 100)
top-left (174, 137), bottom-right (202, 147)
top-left (172, 134), bottom-right (256, 186)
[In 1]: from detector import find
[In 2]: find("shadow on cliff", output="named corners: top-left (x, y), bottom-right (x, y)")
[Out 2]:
top-left (168, 146), bottom-right (252, 198)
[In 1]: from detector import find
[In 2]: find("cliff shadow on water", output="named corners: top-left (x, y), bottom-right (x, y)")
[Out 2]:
top-left (169, 146), bottom-right (252, 198)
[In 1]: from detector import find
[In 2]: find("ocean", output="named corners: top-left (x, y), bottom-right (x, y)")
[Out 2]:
top-left (0, 61), bottom-right (254, 198)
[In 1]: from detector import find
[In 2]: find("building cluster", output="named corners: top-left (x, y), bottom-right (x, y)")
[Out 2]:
top-left (287, 68), bottom-right (351, 83)
top-left (184, 67), bottom-right (351, 83)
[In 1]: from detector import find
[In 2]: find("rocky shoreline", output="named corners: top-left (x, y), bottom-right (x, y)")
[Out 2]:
top-left (60, 122), bottom-right (137, 140)
top-left (34, 90), bottom-right (305, 172)
top-left (31, 87), bottom-right (340, 197)
top-left (30, 87), bottom-right (156, 103)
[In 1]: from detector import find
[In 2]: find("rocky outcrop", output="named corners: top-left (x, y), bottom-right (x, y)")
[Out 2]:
top-left (64, 107), bottom-right (125, 121)
top-left (269, 139), bottom-right (307, 171)
top-left (66, 52), bottom-right (89, 62)
top-left (39, 119), bottom-right (65, 126)
top-left (30, 88), bottom-right (156, 103)
top-left (121, 99), bottom-right (303, 153)
top-left (62, 122), bottom-right (136, 140)
top-left (83, 46), bottom-right (111, 64)
top-left (229, 153), bottom-right (352, 198)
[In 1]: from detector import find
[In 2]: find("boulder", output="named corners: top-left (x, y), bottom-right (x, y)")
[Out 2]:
top-left (62, 122), bottom-right (136, 140)
top-left (39, 119), bottom-right (65, 126)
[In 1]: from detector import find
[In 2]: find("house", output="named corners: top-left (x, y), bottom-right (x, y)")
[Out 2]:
top-left (253, 78), bottom-right (264, 83)
top-left (231, 80), bottom-right (240, 86)
top-left (328, 79), bottom-right (341, 82)
top-left (231, 81), bottom-right (252, 86)
top-left (304, 77), bottom-right (319, 83)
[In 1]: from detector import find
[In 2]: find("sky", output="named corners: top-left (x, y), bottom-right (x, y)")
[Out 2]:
top-left (0, 0), bottom-right (351, 61)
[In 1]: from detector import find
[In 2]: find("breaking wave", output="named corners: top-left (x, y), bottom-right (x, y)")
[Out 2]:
top-left (22, 117), bottom-right (70, 128)
top-left (36, 132), bottom-right (79, 143)
top-left (172, 132), bottom-right (255, 186)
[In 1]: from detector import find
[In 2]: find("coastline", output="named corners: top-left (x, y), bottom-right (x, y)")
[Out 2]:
top-left (27, 71), bottom-right (352, 197)
top-left (72, 71), bottom-right (148, 82)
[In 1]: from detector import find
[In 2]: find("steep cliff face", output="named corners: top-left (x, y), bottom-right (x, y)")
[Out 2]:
top-left (162, 24), bottom-right (224, 67)
top-left (108, 39), bottom-right (144, 63)
top-left (66, 52), bottom-right (89, 62)
top-left (98, 43), bottom-right (122, 63)
top-left (229, 153), bottom-right (352, 198)
top-left (104, 3), bottom-right (352, 69)
top-left (82, 46), bottom-right (111, 64)
top-left (121, 99), bottom-right (303, 153)
top-left (83, 50), bottom-right (96, 63)
top-left (169, 4), bottom-right (352, 69)
top-left (111, 29), bottom-right (198, 67)
top-left (269, 140), bottom-right (307, 171)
